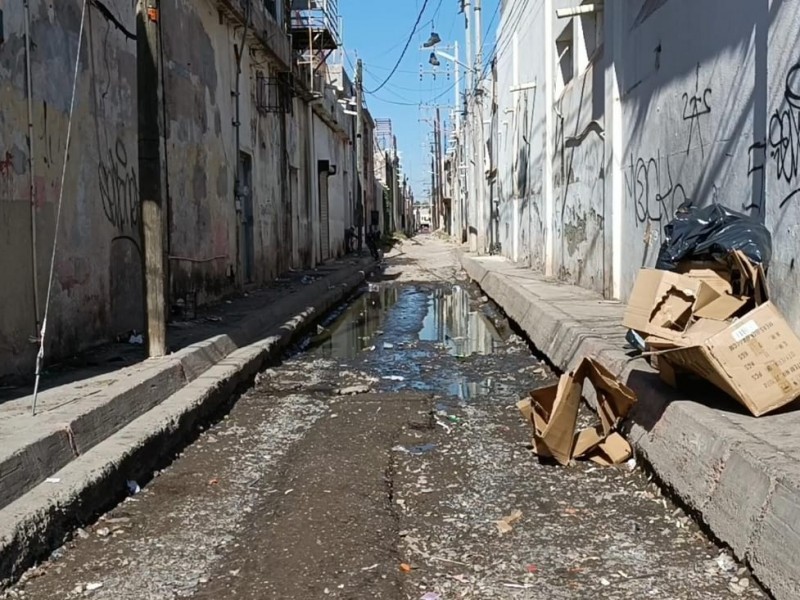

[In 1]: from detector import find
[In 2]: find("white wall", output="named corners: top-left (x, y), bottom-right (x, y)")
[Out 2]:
top-left (490, 0), bottom-right (800, 330)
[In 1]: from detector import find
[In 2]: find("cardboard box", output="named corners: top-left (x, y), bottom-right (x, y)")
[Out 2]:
top-left (654, 302), bottom-right (800, 416)
top-left (626, 254), bottom-right (800, 416)
top-left (518, 358), bottom-right (637, 466)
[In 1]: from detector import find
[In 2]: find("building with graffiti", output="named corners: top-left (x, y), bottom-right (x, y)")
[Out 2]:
top-left (467, 0), bottom-right (800, 331)
top-left (0, 0), bottom-right (389, 381)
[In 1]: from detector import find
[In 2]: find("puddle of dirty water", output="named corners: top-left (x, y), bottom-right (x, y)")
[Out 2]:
top-left (305, 287), bottom-right (401, 359)
top-left (297, 283), bottom-right (530, 405)
top-left (418, 285), bottom-right (502, 357)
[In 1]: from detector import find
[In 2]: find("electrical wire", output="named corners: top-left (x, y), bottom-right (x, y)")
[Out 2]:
top-left (370, 80), bottom-right (456, 107)
top-left (32, 0), bottom-right (88, 416)
top-left (365, 0), bottom-right (430, 94)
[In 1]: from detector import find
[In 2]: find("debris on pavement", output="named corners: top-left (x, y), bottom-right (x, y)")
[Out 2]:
top-left (400, 563), bottom-right (413, 573)
top-left (495, 509), bottom-right (523, 535)
top-left (128, 332), bottom-right (144, 345)
top-left (624, 249), bottom-right (800, 416)
top-left (420, 592), bottom-right (441, 600)
top-left (518, 357), bottom-right (636, 466)
top-left (126, 480), bottom-right (140, 495)
top-left (336, 384), bottom-right (371, 396)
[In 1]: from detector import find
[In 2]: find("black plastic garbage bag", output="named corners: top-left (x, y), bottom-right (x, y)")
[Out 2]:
top-left (655, 204), bottom-right (772, 271)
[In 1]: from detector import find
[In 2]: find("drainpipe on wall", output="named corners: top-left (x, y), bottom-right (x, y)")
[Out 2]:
top-left (23, 0), bottom-right (40, 338)
top-left (233, 0), bottom-right (252, 287)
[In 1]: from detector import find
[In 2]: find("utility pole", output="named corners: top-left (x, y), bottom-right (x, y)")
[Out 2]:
top-left (436, 107), bottom-right (445, 231)
top-left (474, 0), bottom-right (485, 254)
top-left (356, 59), bottom-right (365, 250)
top-left (463, 0), bottom-right (476, 252)
top-left (137, 0), bottom-right (167, 357)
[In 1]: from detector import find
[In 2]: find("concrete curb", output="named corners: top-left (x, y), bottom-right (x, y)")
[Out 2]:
top-left (0, 261), bottom-right (374, 587)
top-left (459, 251), bottom-right (799, 600)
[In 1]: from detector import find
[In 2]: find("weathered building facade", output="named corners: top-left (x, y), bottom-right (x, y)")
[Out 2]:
top-left (473, 0), bottom-right (800, 331)
top-left (0, 0), bottom-right (385, 381)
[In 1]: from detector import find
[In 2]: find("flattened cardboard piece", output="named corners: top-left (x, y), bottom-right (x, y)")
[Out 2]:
top-left (521, 358), bottom-right (637, 464)
top-left (692, 293), bottom-right (749, 321)
top-left (584, 358), bottom-right (637, 435)
top-left (589, 433), bottom-right (632, 466)
top-left (530, 375), bottom-right (581, 465)
top-left (729, 250), bottom-right (769, 305)
top-left (572, 425), bottom-right (603, 458)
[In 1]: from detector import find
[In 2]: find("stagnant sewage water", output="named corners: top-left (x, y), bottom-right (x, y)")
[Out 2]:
top-left (291, 282), bottom-right (537, 403)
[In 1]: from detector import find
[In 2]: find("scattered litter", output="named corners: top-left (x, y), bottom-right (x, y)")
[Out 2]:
top-left (382, 375), bottom-right (405, 381)
top-left (301, 275), bottom-right (314, 284)
top-left (317, 325), bottom-right (326, 334)
top-left (76, 528), bottom-right (90, 540)
top-left (518, 357), bottom-right (636, 466)
top-left (420, 593), bottom-right (441, 600)
top-left (96, 527), bottom-right (111, 537)
top-left (208, 478), bottom-right (219, 486)
top-left (394, 442), bottom-right (437, 456)
top-left (715, 552), bottom-right (737, 574)
top-left (45, 477), bottom-right (61, 484)
top-left (128, 333), bottom-right (144, 345)
top-left (495, 509), bottom-right (523, 535)
top-left (126, 480), bottom-right (140, 495)
top-left (337, 384), bottom-right (371, 395)
top-left (600, 577), bottom-right (611, 586)
top-left (361, 563), bottom-right (379, 571)
top-left (400, 563), bottom-right (413, 573)
top-left (434, 416), bottom-right (451, 433)
top-left (502, 583), bottom-right (535, 589)
top-left (229, 569), bottom-right (241, 577)
top-left (383, 342), bottom-right (394, 349)
top-left (626, 458), bottom-right (637, 471)
top-left (85, 582), bottom-right (103, 591)
top-left (526, 564), bottom-right (538, 573)
top-left (284, 488), bottom-right (294, 495)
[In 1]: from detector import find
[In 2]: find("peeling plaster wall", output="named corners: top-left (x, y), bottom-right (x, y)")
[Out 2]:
top-left (0, 0), bottom-right (138, 380)
top-left (553, 58), bottom-right (606, 293)
top-left (494, 0), bottom-right (546, 270)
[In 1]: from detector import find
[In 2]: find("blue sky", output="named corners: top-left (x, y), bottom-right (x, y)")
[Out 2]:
top-left (338, 0), bottom-right (500, 200)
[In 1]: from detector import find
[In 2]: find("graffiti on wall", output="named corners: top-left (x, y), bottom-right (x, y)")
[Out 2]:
top-left (0, 152), bottom-right (14, 177)
top-left (743, 140), bottom-right (767, 214)
top-left (682, 63), bottom-right (712, 156)
top-left (99, 138), bottom-right (139, 232)
top-left (769, 63), bottom-right (800, 209)
top-left (626, 151), bottom-right (692, 227)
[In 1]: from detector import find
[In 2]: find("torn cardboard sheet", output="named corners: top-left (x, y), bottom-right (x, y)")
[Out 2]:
top-left (518, 358), bottom-right (636, 466)
top-left (495, 509), bottom-right (523, 535)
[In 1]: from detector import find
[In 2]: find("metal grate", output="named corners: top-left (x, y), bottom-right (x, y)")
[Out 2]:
top-left (255, 71), bottom-right (293, 114)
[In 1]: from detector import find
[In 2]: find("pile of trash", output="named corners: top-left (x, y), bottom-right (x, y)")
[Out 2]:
top-left (624, 204), bottom-right (800, 417)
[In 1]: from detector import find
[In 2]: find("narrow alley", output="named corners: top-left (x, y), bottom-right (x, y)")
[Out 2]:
top-left (3, 238), bottom-right (766, 600)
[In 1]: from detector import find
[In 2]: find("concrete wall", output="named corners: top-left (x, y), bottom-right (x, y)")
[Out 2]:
top-left (0, 0), bottom-right (357, 380)
top-left (491, 0), bottom-right (800, 331)
top-left (0, 0), bottom-right (139, 380)
top-left (163, 0), bottom-right (292, 302)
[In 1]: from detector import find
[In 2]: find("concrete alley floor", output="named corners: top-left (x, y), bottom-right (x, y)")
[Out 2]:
top-left (2, 236), bottom-right (767, 599)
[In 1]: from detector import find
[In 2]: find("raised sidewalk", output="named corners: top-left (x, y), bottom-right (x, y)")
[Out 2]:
top-left (459, 251), bottom-right (800, 600)
top-left (0, 256), bottom-right (375, 586)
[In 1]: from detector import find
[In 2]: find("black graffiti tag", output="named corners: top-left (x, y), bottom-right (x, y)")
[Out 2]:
top-left (769, 63), bottom-right (800, 209)
top-left (99, 138), bottom-right (139, 232)
top-left (626, 151), bottom-right (691, 227)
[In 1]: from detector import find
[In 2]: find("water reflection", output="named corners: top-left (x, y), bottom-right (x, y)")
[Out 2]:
top-left (419, 286), bottom-right (500, 357)
top-left (308, 287), bottom-right (400, 359)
